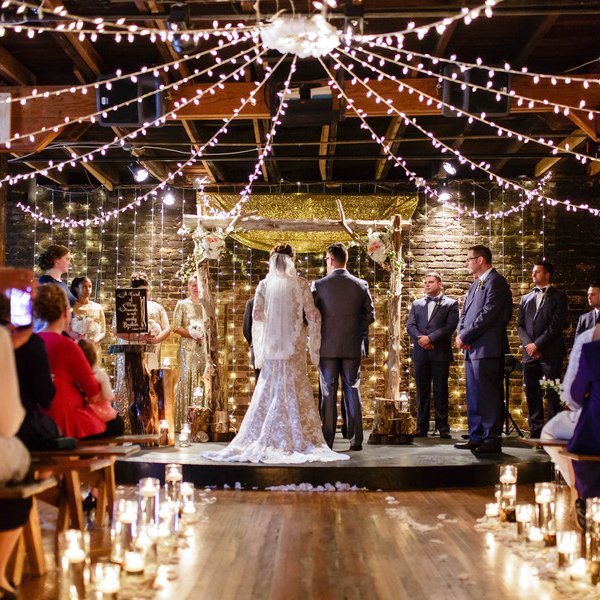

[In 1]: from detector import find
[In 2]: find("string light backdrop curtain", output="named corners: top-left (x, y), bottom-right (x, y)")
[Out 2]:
top-left (203, 193), bottom-right (419, 253)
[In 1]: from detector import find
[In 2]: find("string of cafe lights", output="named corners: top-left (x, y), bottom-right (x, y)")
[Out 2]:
top-left (365, 46), bottom-right (600, 118)
top-left (322, 54), bottom-right (599, 220)
top-left (6, 42), bottom-right (262, 187)
top-left (2, 35), bottom-right (254, 148)
top-left (16, 50), bottom-right (284, 227)
top-left (1, 0), bottom-right (257, 37)
top-left (348, 44), bottom-right (600, 165)
top-left (3, 40), bottom-right (249, 106)
top-left (373, 45), bottom-right (600, 87)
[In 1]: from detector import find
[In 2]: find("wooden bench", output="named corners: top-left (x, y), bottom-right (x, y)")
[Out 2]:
top-left (78, 433), bottom-right (161, 447)
top-left (0, 478), bottom-right (57, 585)
top-left (520, 438), bottom-right (569, 449)
top-left (31, 445), bottom-right (140, 528)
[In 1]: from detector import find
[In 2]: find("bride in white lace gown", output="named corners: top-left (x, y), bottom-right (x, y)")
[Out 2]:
top-left (203, 244), bottom-right (349, 464)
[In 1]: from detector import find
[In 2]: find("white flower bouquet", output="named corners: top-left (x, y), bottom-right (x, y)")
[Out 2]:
top-left (147, 319), bottom-right (162, 338)
top-left (188, 320), bottom-right (205, 342)
top-left (71, 315), bottom-right (102, 339)
top-left (540, 377), bottom-right (563, 394)
top-left (366, 230), bottom-right (391, 266)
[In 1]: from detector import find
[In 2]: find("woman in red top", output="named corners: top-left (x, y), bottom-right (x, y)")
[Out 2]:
top-left (33, 284), bottom-right (123, 439)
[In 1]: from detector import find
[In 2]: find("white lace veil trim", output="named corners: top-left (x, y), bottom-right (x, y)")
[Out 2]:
top-left (255, 253), bottom-right (302, 364)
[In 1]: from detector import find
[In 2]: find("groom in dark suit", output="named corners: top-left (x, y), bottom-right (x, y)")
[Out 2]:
top-left (406, 272), bottom-right (459, 438)
top-left (517, 261), bottom-right (568, 438)
top-left (313, 243), bottom-right (375, 451)
top-left (455, 245), bottom-right (513, 455)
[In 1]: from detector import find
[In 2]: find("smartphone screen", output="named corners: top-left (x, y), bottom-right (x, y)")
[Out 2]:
top-left (10, 289), bottom-right (33, 327)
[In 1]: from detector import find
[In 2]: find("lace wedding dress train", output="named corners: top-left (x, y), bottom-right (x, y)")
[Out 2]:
top-left (203, 255), bottom-right (348, 464)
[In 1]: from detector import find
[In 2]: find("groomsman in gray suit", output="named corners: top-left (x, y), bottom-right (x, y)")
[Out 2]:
top-left (406, 272), bottom-right (459, 438)
top-left (455, 245), bottom-right (513, 455)
top-left (575, 282), bottom-right (600, 338)
top-left (517, 261), bottom-right (568, 438)
top-left (313, 243), bottom-right (375, 451)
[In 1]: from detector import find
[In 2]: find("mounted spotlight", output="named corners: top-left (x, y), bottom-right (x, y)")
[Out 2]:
top-left (128, 162), bottom-right (149, 183)
top-left (163, 190), bottom-right (176, 206)
top-left (442, 162), bottom-right (457, 176)
top-left (344, 2), bottom-right (364, 40)
top-left (167, 3), bottom-right (196, 54)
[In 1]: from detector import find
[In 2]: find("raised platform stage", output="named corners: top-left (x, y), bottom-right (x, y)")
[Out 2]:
top-left (115, 432), bottom-right (552, 491)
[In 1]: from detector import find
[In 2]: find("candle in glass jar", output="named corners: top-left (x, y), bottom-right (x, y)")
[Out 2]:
top-left (124, 551), bottom-right (144, 573)
top-left (485, 502), bottom-right (500, 518)
top-left (499, 465), bottom-right (517, 484)
top-left (535, 488), bottom-right (553, 504)
top-left (166, 468), bottom-right (182, 483)
top-left (568, 558), bottom-right (588, 581)
top-left (64, 547), bottom-right (86, 563)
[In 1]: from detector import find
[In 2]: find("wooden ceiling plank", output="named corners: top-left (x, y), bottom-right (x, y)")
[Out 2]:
top-left (0, 45), bottom-right (36, 86)
top-left (567, 112), bottom-right (599, 142)
top-left (62, 148), bottom-right (117, 190)
top-left (514, 15), bottom-right (558, 67)
top-left (375, 116), bottom-right (402, 181)
top-left (534, 129), bottom-right (587, 177)
top-left (319, 125), bottom-right (330, 181)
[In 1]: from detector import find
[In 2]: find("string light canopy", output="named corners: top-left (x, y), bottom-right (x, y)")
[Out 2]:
top-left (3, 0), bottom-right (600, 227)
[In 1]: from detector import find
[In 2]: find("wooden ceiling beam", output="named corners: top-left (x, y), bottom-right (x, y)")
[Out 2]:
top-left (567, 112), bottom-right (599, 142)
top-left (514, 15), bottom-right (558, 67)
top-left (319, 125), bottom-right (330, 181)
top-left (534, 129), bottom-right (587, 177)
top-left (2, 76), bottom-right (600, 154)
top-left (0, 45), bottom-right (36, 86)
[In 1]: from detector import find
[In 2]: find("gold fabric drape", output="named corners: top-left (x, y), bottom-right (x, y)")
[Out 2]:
top-left (205, 193), bottom-right (418, 253)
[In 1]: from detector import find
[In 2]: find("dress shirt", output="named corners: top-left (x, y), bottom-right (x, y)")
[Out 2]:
top-left (533, 286), bottom-right (549, 311)
top-left (426, 294), bottom-right (442, 320)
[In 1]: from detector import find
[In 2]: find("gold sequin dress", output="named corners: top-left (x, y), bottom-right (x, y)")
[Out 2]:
top-left (173, 298), bottom-right (207, 431)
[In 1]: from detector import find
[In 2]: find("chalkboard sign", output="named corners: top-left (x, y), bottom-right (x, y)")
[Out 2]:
top-left (115, 288), bottom-right (148, 334)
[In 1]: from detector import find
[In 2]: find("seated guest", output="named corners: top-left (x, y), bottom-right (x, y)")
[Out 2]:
top-left (0, 268), bottom-right (35, 598)
top-left (540, 327), bottom-right (595, 485)
top-left (567, 323), bottom-right (600, 501)
top-left (37, 244), bottom-right (76, 307)
top-left (575, 282), bottom-right (600, 338)
top-left (0, 294), bottom-right (59, 450)
top-left (34, 284), bottom-right (123, 439)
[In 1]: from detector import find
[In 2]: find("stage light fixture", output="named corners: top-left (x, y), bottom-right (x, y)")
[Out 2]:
top-left (442, 162), bottom-right (457, 176)
top-left (163, 190), bottom-right (176, 206)
top-left (167, 3), bottom-right (196, 54)
top-left (128, 162), bottom-right (149, 183)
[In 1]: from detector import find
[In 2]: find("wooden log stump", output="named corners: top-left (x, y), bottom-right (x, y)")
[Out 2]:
top-left (151, 368), bottom-right (175, 446)
top-left (188, 406), bottom-right (213, 443)
top-left (368, 398), bottom-right (415, 445)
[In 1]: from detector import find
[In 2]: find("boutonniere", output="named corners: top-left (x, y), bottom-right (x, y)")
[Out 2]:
top-left (476, 279), bottom-right (485, 292)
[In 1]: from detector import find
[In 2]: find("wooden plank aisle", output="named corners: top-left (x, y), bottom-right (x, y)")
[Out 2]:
top-left (21, 487), bottom-right (563, 600)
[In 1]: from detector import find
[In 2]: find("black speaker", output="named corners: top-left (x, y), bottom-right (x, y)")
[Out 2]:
top-left (442, 65), bottom-right (511, 117)
top-left (97, 74), bottom-right (164, 127)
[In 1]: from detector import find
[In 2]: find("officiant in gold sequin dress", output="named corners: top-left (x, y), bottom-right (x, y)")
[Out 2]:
top-left (173, 274), bottom-right (207, 431)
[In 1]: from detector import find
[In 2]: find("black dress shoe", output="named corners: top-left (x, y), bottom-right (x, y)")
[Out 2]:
top-left (413, 429), bottom-right (428, 437)
top-left (348, 444), bottom-right (363, 451)
top-left (439, 431), bottom-right (452, 439)
top-left (454, 440), bottom-right (482, 450)
top-left (472, 443), bottom-right (502, 455)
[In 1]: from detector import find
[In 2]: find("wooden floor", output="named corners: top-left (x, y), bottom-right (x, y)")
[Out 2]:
top-left (19, 485), bottom-right (570, 600)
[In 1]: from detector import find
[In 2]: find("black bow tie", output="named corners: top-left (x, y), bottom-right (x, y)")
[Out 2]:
top-left (533, 287), bottom-right (547, 293)
top-left (426, 297), bottom-right (440, 304)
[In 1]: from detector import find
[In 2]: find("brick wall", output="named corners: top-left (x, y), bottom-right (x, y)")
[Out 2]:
top-left (5, 186), bottom-right (600, 432)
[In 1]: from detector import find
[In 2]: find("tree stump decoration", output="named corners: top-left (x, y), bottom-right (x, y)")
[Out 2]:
top-left (368, 398), bottom-right (414, 444)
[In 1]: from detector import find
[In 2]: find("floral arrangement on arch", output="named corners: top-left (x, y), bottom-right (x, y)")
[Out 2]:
top-left (364, 226), bottom-right (405, 271)
top-left (176, 224), bottom-right (232, 281)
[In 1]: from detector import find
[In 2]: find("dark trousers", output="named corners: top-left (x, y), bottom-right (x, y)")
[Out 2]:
top-left (465, 355), bottom-right (504, 445)
top-left (523, 358), bottom-right (563, 434)
top-left (319, 357), bottom-right (362, 448)
top-left (414, 360), bottom-right (450, 433)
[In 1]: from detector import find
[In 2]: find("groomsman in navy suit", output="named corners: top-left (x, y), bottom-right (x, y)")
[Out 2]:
top-left (575, 282), bottom-right (600, 338)
top-left (406, 272), bottom-right (459, 438)
top-left (455, 245), bottom-right (513, 455)
top-left (517, 261), bottom-right (568, 438)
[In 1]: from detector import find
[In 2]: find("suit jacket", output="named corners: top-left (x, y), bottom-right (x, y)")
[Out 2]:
top-left (313, 269), bottom-right (375, 358)
top-left (517, 286), bottom-right (567, 364)
top-left (576, 309), bottom-right (598, 339)
top-left (458, 268), bottom-right (513, 360)
top-left (406, 295), bottom-right (459, 362)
